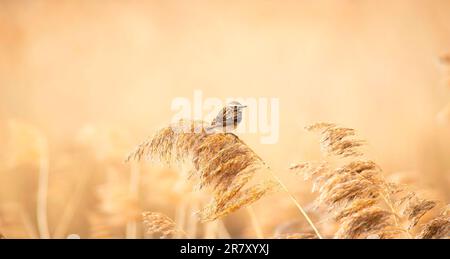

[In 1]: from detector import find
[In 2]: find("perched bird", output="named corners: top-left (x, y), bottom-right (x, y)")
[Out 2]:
top-left (207, 101), bottom-right (247, 133)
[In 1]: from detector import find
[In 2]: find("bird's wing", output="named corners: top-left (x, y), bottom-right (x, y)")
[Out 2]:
top-left (211, 107), bottom-right (231, 126)
top-left (210, 110), bottom-right (222, 126)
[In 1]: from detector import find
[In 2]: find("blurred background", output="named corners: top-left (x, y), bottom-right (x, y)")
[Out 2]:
top-left (0, 0), bottom-right (449, 238)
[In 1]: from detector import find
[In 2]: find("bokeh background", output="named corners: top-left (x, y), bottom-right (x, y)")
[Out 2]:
top-left (0, 0), bottom-right (449, 238)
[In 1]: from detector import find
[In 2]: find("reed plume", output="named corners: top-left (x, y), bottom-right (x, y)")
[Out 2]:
top-left (334, 207), bottom-right (394, 239)
top-left (89, 168), bottom-right (141, 238)
top-left (416, 206), bottom-right (450, 239)
top-left (126, 119), bottom-right (275, 222)
top-left (142, 212), bottom-right (186, 238)
top-left (292, 122), bottom-right (447, 239)
top-left (397, 192), bottom-right (437, 230)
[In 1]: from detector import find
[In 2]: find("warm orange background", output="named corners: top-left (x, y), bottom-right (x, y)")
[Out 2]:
top-left (0, 1), bottom-right (449, 238)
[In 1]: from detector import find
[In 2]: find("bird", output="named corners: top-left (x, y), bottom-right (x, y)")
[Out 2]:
top-left (206, 101), bottom-right (247, 133)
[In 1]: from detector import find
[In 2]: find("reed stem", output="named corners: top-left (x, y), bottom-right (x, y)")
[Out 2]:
top-left (268, 170), bottom-right (323, 239)
top-left (247, 206), bottom-right (264, 238)
top-left (126, 162), bottom-right (141, 239)
top-left (37, 139), bottom-right (50, 239)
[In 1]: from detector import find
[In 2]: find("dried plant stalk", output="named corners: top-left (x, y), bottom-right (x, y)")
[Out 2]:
top-left (335, 207), bottom-right (394, 239)
top-left (291, 122), bottom-right (446, 238)
top-left (126, 162), bottom-right (141, 238)
top-left (36, 141), bottom-right (50, 239)
top-left (126, 120), bottom-right (275, 222)
top-left (142, 212), bottom-right (186, 238)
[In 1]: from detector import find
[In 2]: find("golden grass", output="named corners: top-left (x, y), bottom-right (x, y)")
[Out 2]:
top-left (142, 212), bottom-right (186, 239)
top-left (126, 119), bottom-right (276, 222)
top-left (416, 206), bottom-right (450, 239)
top-left (126, 119), bottom-right (327, 238)
top-left (0, 119), bottom-right (448, 239)
top-left (290, 122), bottom-right (449, 239)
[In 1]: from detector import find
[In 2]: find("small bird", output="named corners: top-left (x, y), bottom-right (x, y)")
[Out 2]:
top-left (207, 101), bottom-right (247, 133)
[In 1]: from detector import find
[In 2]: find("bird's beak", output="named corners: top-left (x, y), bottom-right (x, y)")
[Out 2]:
top-left (240, 105), bottom-right (247, 108)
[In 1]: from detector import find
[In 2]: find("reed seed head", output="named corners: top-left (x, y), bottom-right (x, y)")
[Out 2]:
top-left (127, 120), bottom-right (275, 221)
top-left (416, 206), bottom-right (449, 239)
top-left (142, 212), bottom-right (186, 239)
top-left (335, 207), bottom-right (394, 239)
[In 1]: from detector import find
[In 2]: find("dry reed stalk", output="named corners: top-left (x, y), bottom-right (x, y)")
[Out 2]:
top-left (126, 120), bottom-right (275, 222)
top-left (247, 206), bottom-right (264, 238)
top-left (36, 139), bottom-right (50, 239)
top-left (126, 162), bottom-right (141, 239)
top-left (143, 212), bottom-right (186, 238)
top-left (6, 121), bottom-right (50, 239)
top-left (292, 122), bottom-right (444, 238)
top-left (267, 172), bottom-right (323, 239)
